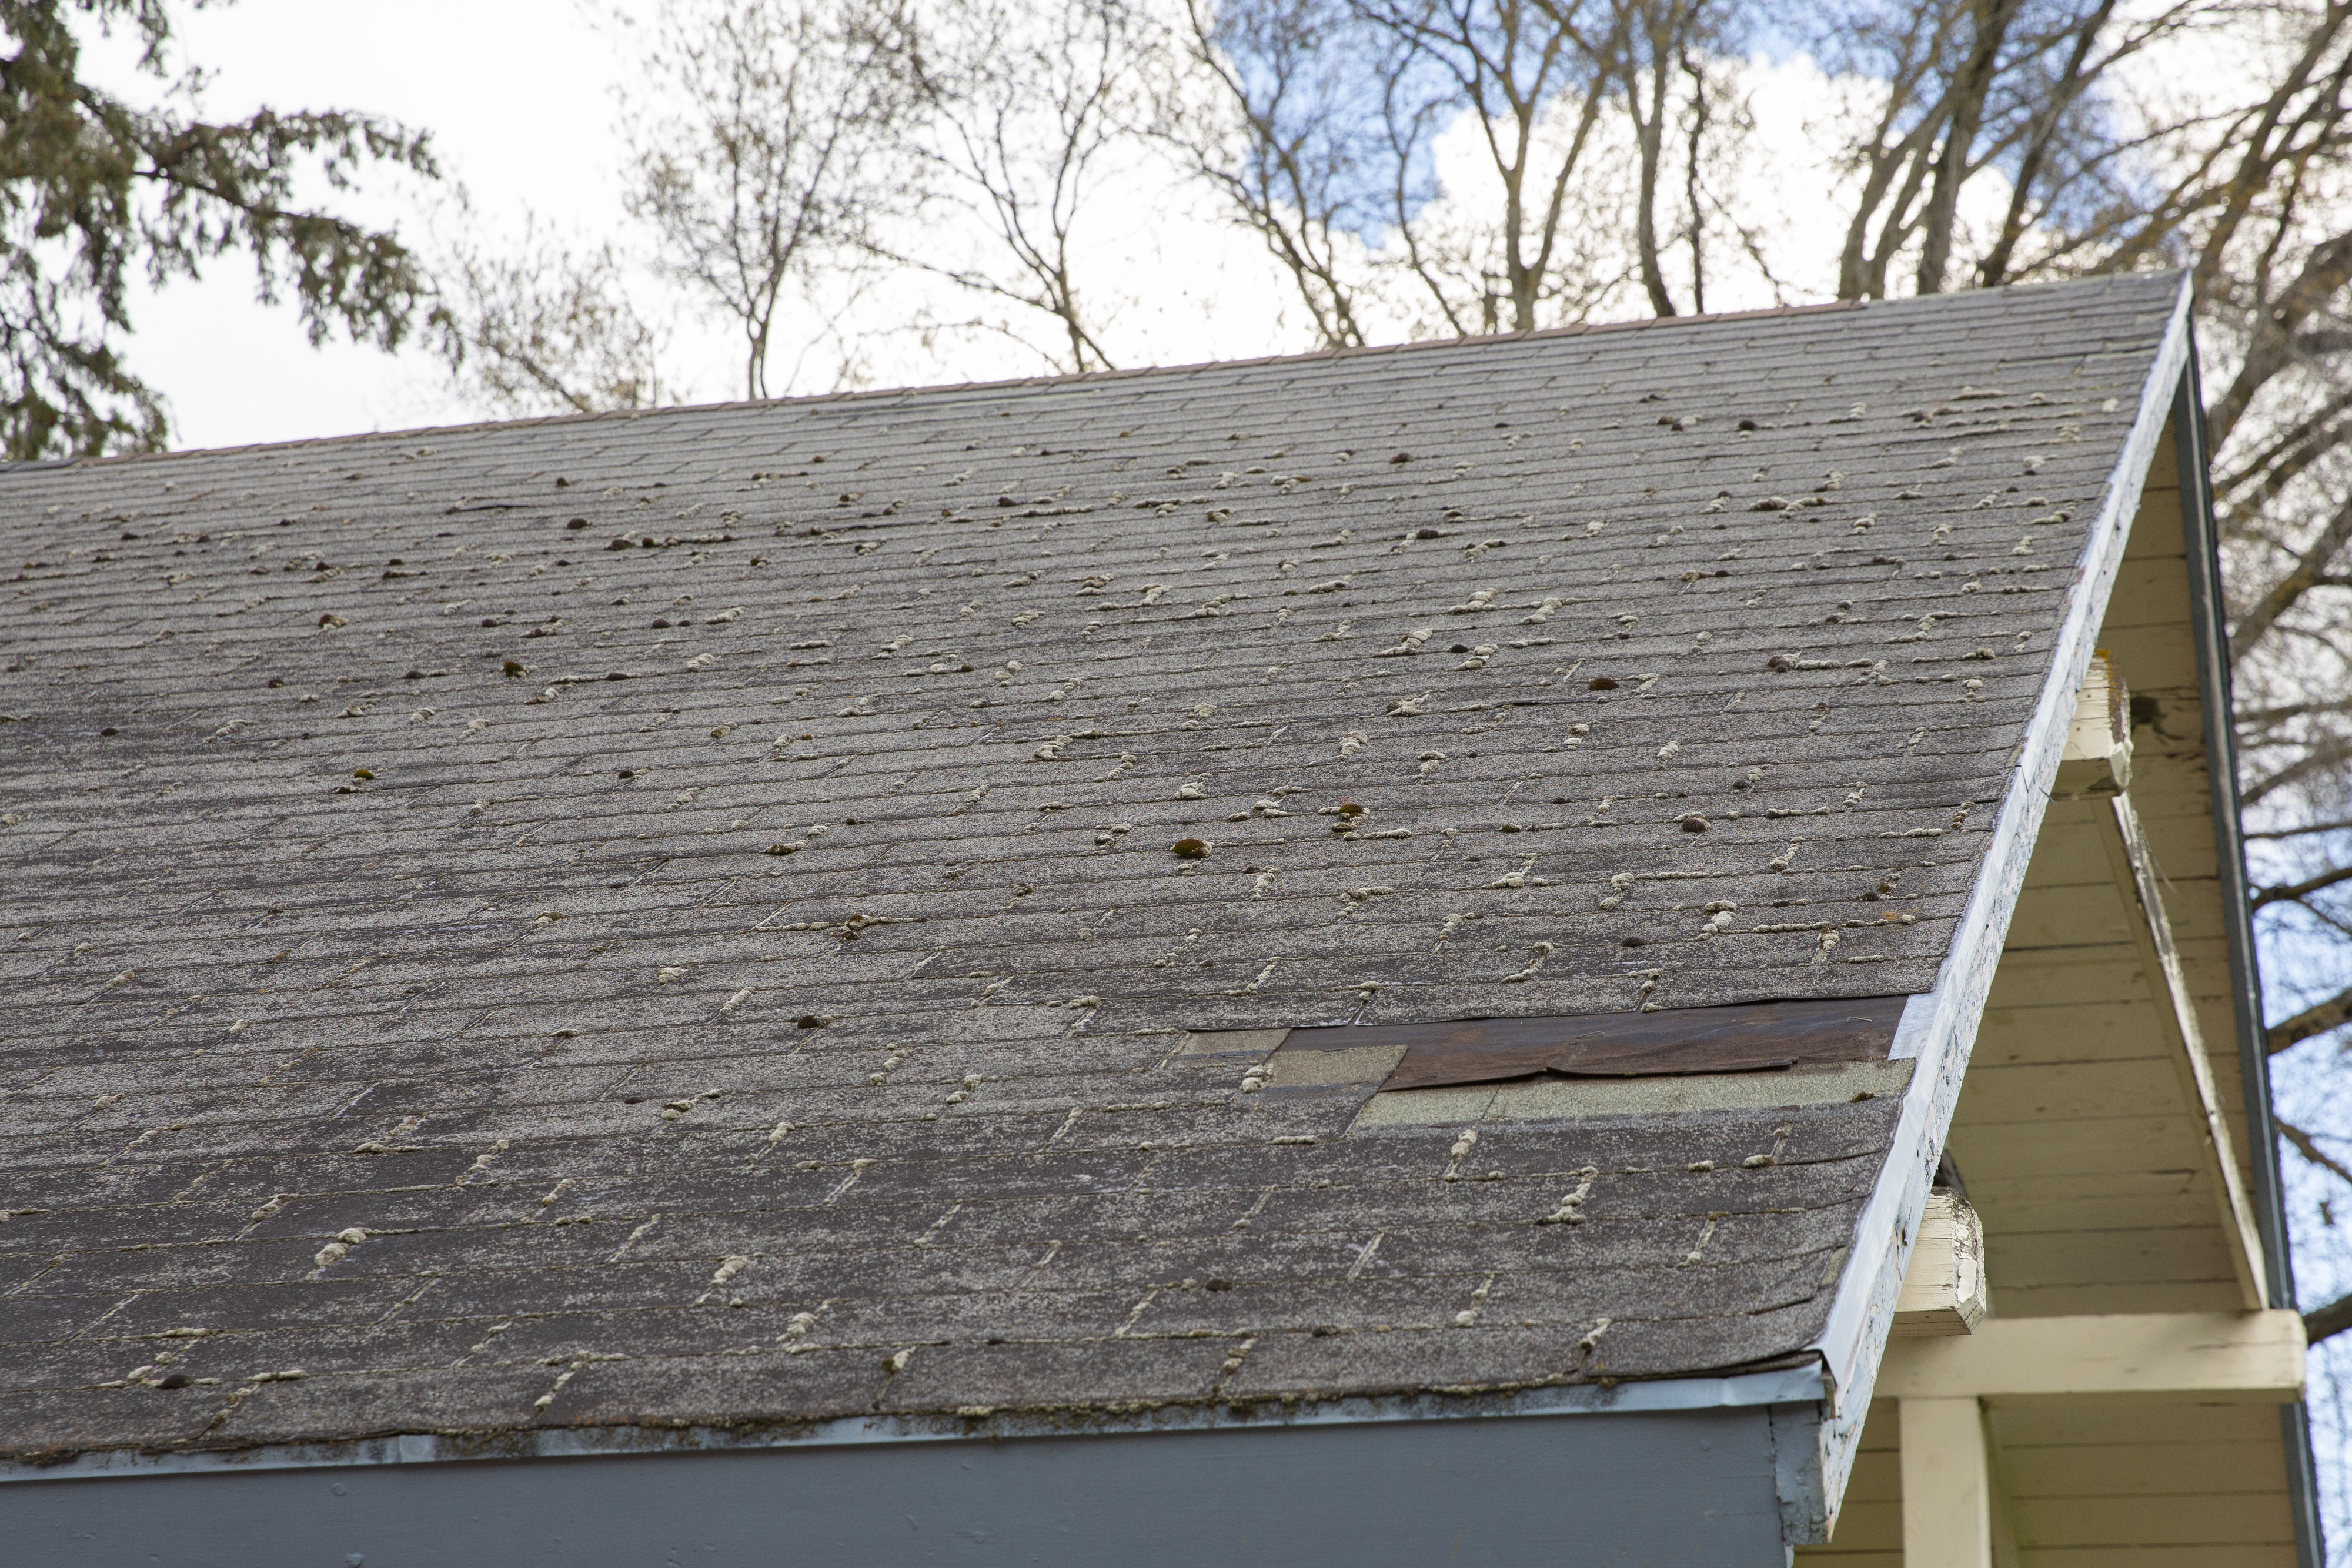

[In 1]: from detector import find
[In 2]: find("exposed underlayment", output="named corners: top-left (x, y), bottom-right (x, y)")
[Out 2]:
top-left (1357, 1059), bottom-right (1920, 1128)
top-left (0, 275), bottom-right (2182, 1465)
top-left (1348, 995), bottom-right (1909, 1088)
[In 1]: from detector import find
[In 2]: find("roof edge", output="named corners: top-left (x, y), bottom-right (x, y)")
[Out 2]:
top-left (1792, 272), bottom-right (2197, 1542)
top-left (0, 1363), bottom-right (1827, 1485)
top-left (4, 275), bottom-right (2184, 476)
top-left (0, 300), bottom-right (1860, 474)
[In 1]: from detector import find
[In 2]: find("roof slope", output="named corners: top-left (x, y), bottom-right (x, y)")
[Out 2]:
top-left (0, 273), bottom-right (2183, 1464)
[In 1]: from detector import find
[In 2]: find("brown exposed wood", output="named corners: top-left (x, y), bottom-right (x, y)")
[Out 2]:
top-left (1284, 997), bottom-right (1910, 1092)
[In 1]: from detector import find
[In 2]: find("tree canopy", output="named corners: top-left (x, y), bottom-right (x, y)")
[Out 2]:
top-left (0, 0), bottom-right (435, 459)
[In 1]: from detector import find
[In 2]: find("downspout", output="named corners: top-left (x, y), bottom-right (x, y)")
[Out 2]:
top-left (2171, 342), bottom-right (2323, 1568)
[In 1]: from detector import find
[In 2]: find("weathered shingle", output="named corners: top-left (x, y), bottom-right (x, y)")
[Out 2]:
top-left (0, 273), bottom-right (2180, 1463)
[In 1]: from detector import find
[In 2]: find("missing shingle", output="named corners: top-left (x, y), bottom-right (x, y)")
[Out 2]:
top-left (1320, 997), bottom-right (1909, 1094)
top-left (1359, 1059), bottom-right (1916, 1129)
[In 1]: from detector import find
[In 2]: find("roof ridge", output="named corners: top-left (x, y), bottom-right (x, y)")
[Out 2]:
top-left (6, 271), bottom-right (2185, 474)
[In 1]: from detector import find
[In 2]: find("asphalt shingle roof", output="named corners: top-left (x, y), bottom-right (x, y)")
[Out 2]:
top-left (0, 273), bottom-right (2181, 1464)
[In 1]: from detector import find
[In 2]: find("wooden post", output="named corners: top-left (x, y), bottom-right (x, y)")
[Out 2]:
top-left (1901, 1398), bottom-right (1992, 1568)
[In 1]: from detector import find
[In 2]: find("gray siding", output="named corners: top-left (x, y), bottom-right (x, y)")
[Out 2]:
top-left (8, 1406), bottom-right (1796, 1567)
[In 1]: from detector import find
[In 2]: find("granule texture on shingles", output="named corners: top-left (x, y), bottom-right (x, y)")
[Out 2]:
top-left (0, 273), bottom-right (2177, 1459)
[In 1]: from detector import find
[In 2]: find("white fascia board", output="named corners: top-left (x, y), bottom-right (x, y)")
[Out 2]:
top-left (1790, 276), bottom-right (2197, 1544)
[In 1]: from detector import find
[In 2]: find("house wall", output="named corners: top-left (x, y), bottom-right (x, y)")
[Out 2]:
top-left (11, 1403), bottom-right (1796, 1567)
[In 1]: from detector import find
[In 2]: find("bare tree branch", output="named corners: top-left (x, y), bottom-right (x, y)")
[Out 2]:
top-left (621, 0), bottom-right (917, 400)
top-left (2307, 1290), bottom-right (2352, 1345)
top-left (2248, 815), bottom-right (2352, 840)
top-left (430, 192), bottom-right (666, 416)
top-left (2243, 733), bottom-right (2352, 812)
top-left (2272, 984), bottom-right (2352, 1055)
top-left (888, 0), bottom-right (1134, 373)
top-left (1156, 0), bottom-right (1378, 349)
top-left (2281, 1116), bottom-right (2352, 1192)
top-left (2254, 861), bottom-right (2352, 911)
top-left (2230, 490), bottom-right (2352, 663)
top-left (2209, 232), bottom-right (2352, 453)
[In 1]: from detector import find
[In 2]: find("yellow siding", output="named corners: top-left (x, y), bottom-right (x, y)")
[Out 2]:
top-left (1800, 1400), bottom-right (1902, 1568)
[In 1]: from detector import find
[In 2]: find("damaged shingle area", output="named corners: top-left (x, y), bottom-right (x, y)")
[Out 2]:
top-left (0, 275), bottom-right (2176, 1463)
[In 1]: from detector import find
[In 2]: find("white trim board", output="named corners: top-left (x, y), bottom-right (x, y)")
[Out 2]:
top-left (2095, 791), bottom-right (2268, 1303)
top-left (1876, 1309), bottom-right (2305, 1402)
top-left (1792, 275), bottom-right (2199, 1546)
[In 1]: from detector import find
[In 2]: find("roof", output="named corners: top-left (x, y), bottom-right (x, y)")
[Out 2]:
top-left (0, 272), bottom-right (2189, 1468)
